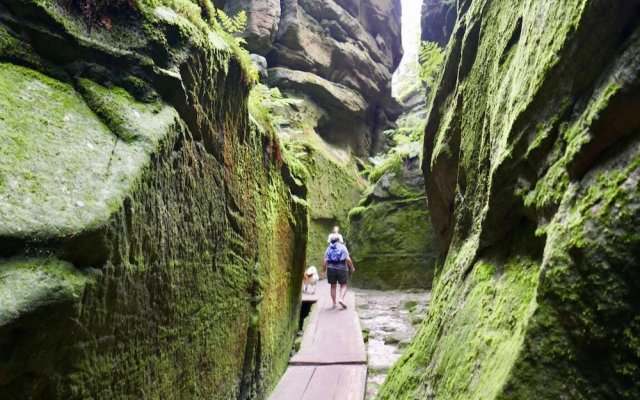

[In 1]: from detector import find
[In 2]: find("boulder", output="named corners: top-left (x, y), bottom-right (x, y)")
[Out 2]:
top-left (251, 53), bottom-right (268, 79)
top-left (267, 67), bottom-right (367, 117)
top-left (225, 0), bottom-right (281, 55)
top-left (244, 0), bottom-right (403, 155)
top-left (267, 67), bottom-right (372, 150)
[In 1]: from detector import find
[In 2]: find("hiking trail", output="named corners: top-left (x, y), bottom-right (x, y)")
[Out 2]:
top-left (269, 280), bottom-right (367, 400)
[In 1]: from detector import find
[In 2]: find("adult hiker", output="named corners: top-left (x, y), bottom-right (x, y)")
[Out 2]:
top-left (322, 234), bottom-right (355, 309)
top-left (326, 225), bottom-right (344, 244)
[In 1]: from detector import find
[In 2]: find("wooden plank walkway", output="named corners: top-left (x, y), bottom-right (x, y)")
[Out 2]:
top-left (269, 280), bottom-right (367, 400)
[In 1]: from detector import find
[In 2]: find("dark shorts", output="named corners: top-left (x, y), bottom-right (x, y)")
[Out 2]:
top-left (327, 268), bottom-right (348, 285)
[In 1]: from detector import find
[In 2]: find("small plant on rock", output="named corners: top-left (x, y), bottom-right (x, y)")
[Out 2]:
top-left (418, 40), bottom-right (445, 99)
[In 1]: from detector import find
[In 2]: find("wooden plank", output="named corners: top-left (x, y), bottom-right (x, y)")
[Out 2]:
top-left (269, 280), bottom-right (367, 400)
top-left (290, 280), bottom-right (367, 365)
top-left (268, 366), bottom-right (315, 400)
top-left (269, 365), bottom-right (367, 400)
top-left (302, 365), bottom-right (367, 400)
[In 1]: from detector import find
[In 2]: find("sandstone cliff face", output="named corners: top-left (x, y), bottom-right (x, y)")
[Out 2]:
top-left (269, 93), bottom-right (366, 269)
top-left (347, 155), bottom-right (437, 290)
top-left (0, 2), bottom-right (307, 398)
top-left (227, 0), bottom-right (404, 266)
top-left (225, 0), bottom-right (403, 155)
top-left (381, 0), bottom-right (640, 398)
top-left (420, 0), bottom-right (456, 46)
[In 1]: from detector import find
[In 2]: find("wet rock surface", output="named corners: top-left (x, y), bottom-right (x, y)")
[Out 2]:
top-left (354, 288), bottom-right (430, 399)
top-left (0, 3), bottom-right (307, 399)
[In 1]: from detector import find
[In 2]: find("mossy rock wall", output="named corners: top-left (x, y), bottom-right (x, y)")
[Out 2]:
top-left (276, 99), bottom-right (367, 268)
top-left (347, 156), bottom-right (437, 290)
top-left (0, 2), bottom-right (307, 399)
top-left (304, 149), bottom-right (365, 267)
top-left (380, 0), bottom-right (640, 399)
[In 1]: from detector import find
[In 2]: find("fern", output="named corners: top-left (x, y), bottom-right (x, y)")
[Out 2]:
top-left (249, 84), bottom-right (302, 133)
top-left (418, 41), bottom-right (445, 99)
top-left (215, 9), bottom-right (247, 34)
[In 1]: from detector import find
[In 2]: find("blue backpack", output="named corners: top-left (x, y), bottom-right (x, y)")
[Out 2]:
top-left (326, 244), bottom-right (344, 264)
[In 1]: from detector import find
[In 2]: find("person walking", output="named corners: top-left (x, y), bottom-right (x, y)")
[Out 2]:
top-left (322, 234), bottom-right (355, 309)
top-left (327, 226), bottom-right (344, 244)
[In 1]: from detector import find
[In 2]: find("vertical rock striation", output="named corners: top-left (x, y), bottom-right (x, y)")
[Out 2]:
top-left (381, 0), bottom-right (640, 398)
top-left (0, 2), bottom-right (307, 398)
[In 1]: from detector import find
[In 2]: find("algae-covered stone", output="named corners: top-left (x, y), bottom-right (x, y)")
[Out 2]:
top-left (380, 1), bottom-right (640, 399)
top-left (0, 258), bottom-right (93, 326)
top-left (0, 64), bottom-right (175, 239)
top-left (347, 155), bottom-right (437, 290)
top-left (0, 2), bottom-right (307, 399)
top-left (269, 87), bottom-right (367, 269)
top-left (287, 133), bottom-right (365, 268)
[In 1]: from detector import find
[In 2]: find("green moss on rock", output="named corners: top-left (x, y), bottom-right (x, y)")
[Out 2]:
top-left (281, 131), bottom-right (366, 267)
top-left (0, 1), bottom-right (307, 398)
top-left (346, 154), bottom-right (437, 290)
top-left (347, 198), bottom-right (436, 290)
top-left (380, 0), bottom-right (640, 398)
top-left (0, 257), bottom-right (93, 326)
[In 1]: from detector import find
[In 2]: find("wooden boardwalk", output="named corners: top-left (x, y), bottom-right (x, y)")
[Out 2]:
top-left (269, 280), bottom-right (367, 400)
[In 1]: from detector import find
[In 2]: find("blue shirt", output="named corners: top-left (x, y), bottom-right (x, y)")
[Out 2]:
top-left (325, 242), bottom-right (349, 270)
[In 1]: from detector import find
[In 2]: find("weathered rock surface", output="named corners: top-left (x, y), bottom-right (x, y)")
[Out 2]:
top-left (225, 0), bottom-right (403, 155)
top-left (380, 1), bottom-right (640, 399)
top-left (393, 0), bottom-right (429, 128)
top-left (421, 0), bottom-right (456, 46)
top-left (347, 156), bottom-right (437, 290)
top-left (267, 67), bottom-right (371, 152)
top-left (354, 288), bottom-right (430, 399)
top-left (225, 0), bottom-right (281, 54)
top-left (251, 53), bottom-right (268, 79)
top-left (0, 3), bottom-right (307, 399)
top-left (274, 99), bottom-right (366, 268)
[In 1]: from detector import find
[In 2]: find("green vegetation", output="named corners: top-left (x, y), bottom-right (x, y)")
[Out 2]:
top-left (379, 0), bottom-right (640, 398)
top-left (0, 63), bottom-right (175, 238)
top-left (248, 83), bottom-right (302, 135)
top-left (345, 114), bottom-right (435, 289)
top-left (380, 255), bottom-right (539, 399)
top-left (143, 0), bottom-right (258, 83)
top-left (364, 118), bottom-right (424, 183)
top-left (347, 197), bottom-right (436, 290)
top-left (0, 258), bottom-right (94, 325)
top-left (418, 40), bottom-right (445, 98)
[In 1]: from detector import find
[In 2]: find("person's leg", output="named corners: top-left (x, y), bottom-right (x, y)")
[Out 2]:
top-left (327, 269), bottom-right (337, 308)
top-left (330, 284), bottom-right (337, 308)
top-left (338, 270), bottom-right (348, 309)
top-left (340, 283), bottom-right (348, 300)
